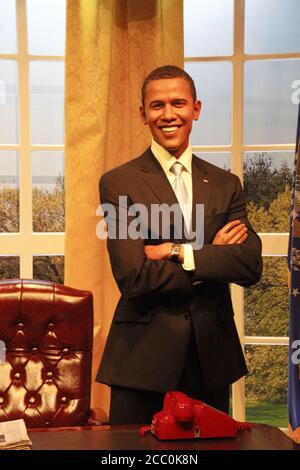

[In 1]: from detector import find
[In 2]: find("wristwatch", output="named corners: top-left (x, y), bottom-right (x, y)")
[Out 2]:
top-left (170, 243), bottom-right (182, 262)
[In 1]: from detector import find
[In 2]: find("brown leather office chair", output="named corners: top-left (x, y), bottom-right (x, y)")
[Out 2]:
top-left (0, 279), bottom-right (93, 428)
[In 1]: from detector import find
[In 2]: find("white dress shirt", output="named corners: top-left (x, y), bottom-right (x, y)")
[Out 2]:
top-left (151, 138), bottom-right (195, 271)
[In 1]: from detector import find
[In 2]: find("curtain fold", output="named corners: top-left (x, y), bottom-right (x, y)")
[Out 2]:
top-left (65, 0), bottom-right (183, 420)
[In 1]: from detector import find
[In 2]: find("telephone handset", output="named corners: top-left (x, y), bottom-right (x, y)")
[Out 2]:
top-left (140, 391), bottom-right (251, 440)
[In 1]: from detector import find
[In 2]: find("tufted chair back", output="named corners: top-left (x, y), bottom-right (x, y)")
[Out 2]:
top-left (0, 279), bottom-right (93, 428)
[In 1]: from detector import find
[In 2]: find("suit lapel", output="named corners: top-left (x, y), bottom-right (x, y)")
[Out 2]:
top-left (139, 148), bottom-right (177, 207)
top-left (139, 148), bottom-right (184, 240)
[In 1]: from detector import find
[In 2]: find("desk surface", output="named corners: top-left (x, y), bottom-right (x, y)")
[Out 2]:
top-left (29, 424), bottom-right (300, 450)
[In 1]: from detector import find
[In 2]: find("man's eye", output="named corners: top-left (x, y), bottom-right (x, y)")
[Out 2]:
top-left (151, 103), bottom-right (163, 110)
top-left (173, 101), bottom-right (185, 107)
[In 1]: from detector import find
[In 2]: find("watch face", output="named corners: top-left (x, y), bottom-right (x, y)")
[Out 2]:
top-left (173, 245), bottom-right (180, 255)
top-left (171, 244), bottom-right (181, 261)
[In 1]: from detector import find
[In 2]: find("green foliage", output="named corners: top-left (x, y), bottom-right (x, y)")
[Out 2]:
top-left (246, 201), bottom-right (272, 233)
top-left (0, 177), bottom-right (64, 233)
top-left (33, 255), bottom-right (64, 284)
top-left (245, 346), bottom-right (288, 404)
top-left (32, 175), bottom-right (65, 232)
top-left (247, 186), bottom-right (292, 233)
top-left (0, 256), bottom-right (19, 279)
top-left (268, 186), bottom-right (292, 232)
top-left (244, 153), bottom-right (292, 233)
top-left (244, 257), bottom-right (289, 337)
top-left (244, 153), bottom-right (292, 209)
top-left (244, 257), bottom-right (289, 405)
top-left (0, 186), bottom-right (19, 232)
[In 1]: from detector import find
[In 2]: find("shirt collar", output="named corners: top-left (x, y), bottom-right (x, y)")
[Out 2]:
top-left (151, 138), bottom-right (192, 175)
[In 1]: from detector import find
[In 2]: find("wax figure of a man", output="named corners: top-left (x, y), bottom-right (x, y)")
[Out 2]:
top-left (96, 65), bottom-right (262, 424)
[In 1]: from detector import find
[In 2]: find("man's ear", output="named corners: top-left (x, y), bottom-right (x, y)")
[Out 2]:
top-left (139, 106), bottom-right (148, 125)
top-left (193, 100), bottom-right (201, 121)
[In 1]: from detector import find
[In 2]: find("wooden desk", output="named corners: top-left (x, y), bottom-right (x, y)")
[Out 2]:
top-left (29, 424), bottom-right (300, 450)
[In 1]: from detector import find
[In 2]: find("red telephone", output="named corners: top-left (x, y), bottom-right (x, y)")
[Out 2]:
top-left (140, 391), bottom-right (251, 440)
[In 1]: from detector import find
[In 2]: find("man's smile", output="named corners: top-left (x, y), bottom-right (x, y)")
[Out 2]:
top-left (159, 125), bottom-right (181, 134)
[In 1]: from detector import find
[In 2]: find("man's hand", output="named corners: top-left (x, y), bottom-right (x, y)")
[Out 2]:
top-left (144, 243), bottom-right (173, 261)
top-left (212, 220), bottom-right (248, 245)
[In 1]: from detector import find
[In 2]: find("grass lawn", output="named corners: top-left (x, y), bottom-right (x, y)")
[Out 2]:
top-left (245, 401), bottom-right (288, 427)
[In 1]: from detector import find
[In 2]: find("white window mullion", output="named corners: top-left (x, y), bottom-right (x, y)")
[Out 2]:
top-left (260, 233), bottom-right (289, 255)
top-left (244, 336), bottom-right (289, 346)
top-left (231, 284), bottom-right (246, 421)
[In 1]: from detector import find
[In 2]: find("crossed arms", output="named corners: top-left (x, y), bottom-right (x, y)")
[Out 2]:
top-left (144, 219), bottom-right (248, 262)
top-left (100, 170), bottom-right (262, 300)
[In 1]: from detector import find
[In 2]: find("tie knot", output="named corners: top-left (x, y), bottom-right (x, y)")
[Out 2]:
top-left (171, 162), bottom-right (184, 176)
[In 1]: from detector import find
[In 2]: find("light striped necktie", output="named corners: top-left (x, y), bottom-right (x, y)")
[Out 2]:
top-left (170, 162), bottom-right (192, 231)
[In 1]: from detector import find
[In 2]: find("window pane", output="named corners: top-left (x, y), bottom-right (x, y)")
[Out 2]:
top-left (0, 60), bottom-right (18, 143)
top-left (32, 151), bottom-right (64, 232)
top-left (0, 151), bottom-right (19, 232)
top-left (33, 255), bottom-right (64, 284)
top-left (27, 0), bottom-right (66, 55)
top-left (194, 152), bottom-right (231, 171)
top-left (0, 256), bottom-right (19, 279)
top-left (245, 0), bottom-right (300, 54)
top-left (243, 151), bottom-right (293, 232)
top-left (245, 345), bottom-right (288, 428)
top-left (184, 0), bottom-right (233, 57)
top-left (30, 61), bottom-right (64, 144)
top-left (0, 0), bottom-right (17, 53)
top-left (244, 59), bottom-right (300, 145)
top-left (244, 256), bottom-right (289, 337)
top-left (185, 62), bottom-right (232, 145)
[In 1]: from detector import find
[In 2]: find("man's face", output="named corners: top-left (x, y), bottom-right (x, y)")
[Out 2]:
top-left (140, 77), bottom-right (201, 158)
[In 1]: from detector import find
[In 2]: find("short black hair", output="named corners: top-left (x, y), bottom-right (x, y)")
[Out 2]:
top-left (141, 65), bottom-right (197, 107)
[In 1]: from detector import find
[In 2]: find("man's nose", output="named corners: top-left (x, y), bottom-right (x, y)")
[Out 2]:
top-left (161, 104), bottom-right (176, 121)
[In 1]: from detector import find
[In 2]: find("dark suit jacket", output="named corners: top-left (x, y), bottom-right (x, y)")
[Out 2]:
top-left (96, 148), bottom-right (262, 392)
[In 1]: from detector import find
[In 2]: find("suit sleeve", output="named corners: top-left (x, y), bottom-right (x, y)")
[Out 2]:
top-left (193, 174), bottom-right (262, 286)
top-left (100, 172), bottom-right (192, 300)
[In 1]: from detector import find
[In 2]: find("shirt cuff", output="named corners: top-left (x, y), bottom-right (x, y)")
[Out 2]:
top-left (182, 244), bottom-right (195, 271)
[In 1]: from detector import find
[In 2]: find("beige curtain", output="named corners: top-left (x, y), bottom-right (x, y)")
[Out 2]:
top-left (65, 0), bottom-right (183, 420)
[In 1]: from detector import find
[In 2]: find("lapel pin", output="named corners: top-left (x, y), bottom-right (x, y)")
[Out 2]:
top-left (203, 178), bottom-right (208, 183)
